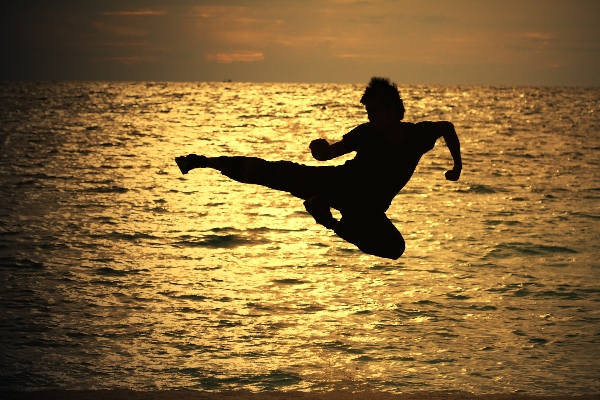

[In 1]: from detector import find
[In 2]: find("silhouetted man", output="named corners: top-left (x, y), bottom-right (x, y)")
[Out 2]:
top-left (175, 77), bottom-right (462, 259)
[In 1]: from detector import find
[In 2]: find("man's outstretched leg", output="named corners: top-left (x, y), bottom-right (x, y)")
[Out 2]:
top-left (176, 154), bottom-right (267, 183)
top-left (175, 154), bottom-right (251, 178)
top-left (175, 154), bottom-right (207, 174)
top-left (175, 154), bottom-right (336, 197)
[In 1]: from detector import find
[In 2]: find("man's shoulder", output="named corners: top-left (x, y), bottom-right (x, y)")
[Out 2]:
top-left (350, 122), bottom-right (373, 134)
top-left (342, 122), bottom-right (373, 146)
top-left (403, 121), bottom-right (446, 154)
top-left (411, 120), bottom-right (445, 129)
top-left (410, 120), bottom-right (452, 138)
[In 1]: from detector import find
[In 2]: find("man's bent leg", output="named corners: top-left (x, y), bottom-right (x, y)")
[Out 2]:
top-left (304, 195), bottom-right (338, 229)
top-left (333, 212), bottom-right (405, 260)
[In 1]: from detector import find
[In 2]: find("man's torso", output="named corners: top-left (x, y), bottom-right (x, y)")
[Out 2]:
top-left (331, 121), bottom-right (441, 211)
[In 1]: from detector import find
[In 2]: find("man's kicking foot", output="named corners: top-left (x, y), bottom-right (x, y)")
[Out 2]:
top-left (175, 154), bottom-right (207, 174)
top-left (304, 196), bottom-right (338, 230)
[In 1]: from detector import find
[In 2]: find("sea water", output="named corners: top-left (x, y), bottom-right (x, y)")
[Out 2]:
top-left (0, 81), bottom-right (598, 395)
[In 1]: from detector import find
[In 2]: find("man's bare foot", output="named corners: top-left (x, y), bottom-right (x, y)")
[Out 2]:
top-left (175, 154), bottom-right (207, 174)
top-left (304, 196), bottom-right (338, 229)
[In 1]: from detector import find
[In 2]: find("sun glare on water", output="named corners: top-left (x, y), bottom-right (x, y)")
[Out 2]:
top-left (0, 82), bottom-right (598, 393)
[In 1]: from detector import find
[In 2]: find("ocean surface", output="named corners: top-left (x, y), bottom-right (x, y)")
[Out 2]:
top-left (0, 81), bottom-right (599, 395)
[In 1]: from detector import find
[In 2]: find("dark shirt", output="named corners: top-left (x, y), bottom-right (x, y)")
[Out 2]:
top-left (333, 121), bottom-right (441, 212)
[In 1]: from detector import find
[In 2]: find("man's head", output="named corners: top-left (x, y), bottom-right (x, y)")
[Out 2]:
top-left (360, 77), bottom-right (405, 123)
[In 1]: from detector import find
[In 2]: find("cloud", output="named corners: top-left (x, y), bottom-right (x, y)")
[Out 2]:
top-left (6, 0), bottom-right (593, 84)
top-left (93, 22), bottom-right (148, 37)
top-left (334, 53), bottom-right (393, 60)
top-left (207, 51), bottom-right (264, 63)
top-left (101, 10), bottom-right (167, 16)
top-left (94, 55), bottom-right (157, 66)
top-left (192, 5), bottom-right (266, 24)
top-left (275, 35), bottom-right (337, 48)
top-left (87, 41), bottom-right (152, 48)
top-left (524, 32), bottom-right (556, 41)
top-left (190, 4), bottom-right (360, 53)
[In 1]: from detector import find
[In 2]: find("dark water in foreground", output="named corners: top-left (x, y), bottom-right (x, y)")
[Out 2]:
top-left (0, 82), bottom-right (599, 394)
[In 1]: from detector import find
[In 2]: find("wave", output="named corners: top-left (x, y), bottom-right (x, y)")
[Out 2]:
top-left (90, 232), bottom-right (158, 241)
top-left (95, 267), bottom-right (134, 276)
top-left (0, 257), bottom-right (44, 269)
top-left (570, 211), bottom-right (600, 220)
top-left (177, 369), bottom-right (302, 391)
top-left (456, 184), bottom-right (499, 194)
top-left (271, 278), bottom-right (309, 285)
top-left (174, 233), bottom-right (269, 248)
top-left (82, 186), bottom-right (129, 194)
top-left (484, 242), bottom-right (578, 259)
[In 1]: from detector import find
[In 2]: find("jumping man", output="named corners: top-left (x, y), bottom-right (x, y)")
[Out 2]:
top-left (175, 77), bottom-right (462, 259)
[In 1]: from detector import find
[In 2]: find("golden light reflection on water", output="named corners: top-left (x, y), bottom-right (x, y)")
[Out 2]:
top-left (0, 82), bottom-right (599, 393)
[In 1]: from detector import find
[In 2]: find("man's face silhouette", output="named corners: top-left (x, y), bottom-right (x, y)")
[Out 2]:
top-left (365, 98), bottom-right (396, 131)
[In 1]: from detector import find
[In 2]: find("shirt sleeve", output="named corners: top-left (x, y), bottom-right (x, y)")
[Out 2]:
top-left (340, 123), bottom-right (371, 152)
top-left (414, 121), bottom-right (442, 154)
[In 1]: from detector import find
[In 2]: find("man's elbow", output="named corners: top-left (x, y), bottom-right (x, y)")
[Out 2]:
top-left (439, 121), bottom-right (455, 133)
top-left (439, 121), bottom-right (457, 140)
top-left (329, 141), bottom-right (350, 159)
top-left (313, 152), bottom-right (332, 161)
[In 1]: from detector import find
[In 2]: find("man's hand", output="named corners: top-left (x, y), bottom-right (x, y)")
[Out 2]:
top-left (310, 138), bottom-right (331, 161)
top-left (445, 166), bottom-right (461, 181)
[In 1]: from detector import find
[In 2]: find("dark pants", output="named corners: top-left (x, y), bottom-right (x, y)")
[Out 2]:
top-left (215, 156), bottom-right (405, 259)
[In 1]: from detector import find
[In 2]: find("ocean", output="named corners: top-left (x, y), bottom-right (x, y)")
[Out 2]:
top-left (0, 81), bottom-right (598, 395)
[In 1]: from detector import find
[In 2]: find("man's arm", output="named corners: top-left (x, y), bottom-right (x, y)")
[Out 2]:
top-left (437, 121), bottom-right (462, 181)
top-left (309, 138), bottom-right (352, 161)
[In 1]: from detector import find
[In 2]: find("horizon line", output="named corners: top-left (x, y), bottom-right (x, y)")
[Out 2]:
top-left (0, 79), bottom-right (598, 89)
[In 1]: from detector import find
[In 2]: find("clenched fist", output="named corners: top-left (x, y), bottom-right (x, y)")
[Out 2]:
top-left (310, 138), bottom-right (331, 161)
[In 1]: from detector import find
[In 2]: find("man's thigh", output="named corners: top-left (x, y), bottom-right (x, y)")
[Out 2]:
top-left (251, 159), bottom-right (337, 200)
top-left (335, 212), bottom-right (405, 259)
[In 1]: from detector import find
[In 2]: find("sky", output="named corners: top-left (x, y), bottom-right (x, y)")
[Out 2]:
top-left (1, 0), bottom-right (599, 86)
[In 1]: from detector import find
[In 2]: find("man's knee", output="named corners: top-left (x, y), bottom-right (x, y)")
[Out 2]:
top-left (385, 238), bottom-right (405, 260)
top-left (363, 235), bottom-right (405, 260)
top-left (334, 215), bottom-right (405, 260)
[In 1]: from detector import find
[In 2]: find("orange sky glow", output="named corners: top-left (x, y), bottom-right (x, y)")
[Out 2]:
top-left (1, 0), bottom-right (598, 85)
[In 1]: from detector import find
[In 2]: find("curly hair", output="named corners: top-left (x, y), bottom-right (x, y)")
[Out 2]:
top-left (360, 77), bottom-right (405, 121)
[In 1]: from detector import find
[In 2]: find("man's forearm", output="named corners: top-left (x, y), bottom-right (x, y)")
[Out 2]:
top-left (329, 141), bottom-right (350, 159)
top-left (310, 138), bottom-right (351, 161)
top-left (442, 126), bottom-right (462, 169)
